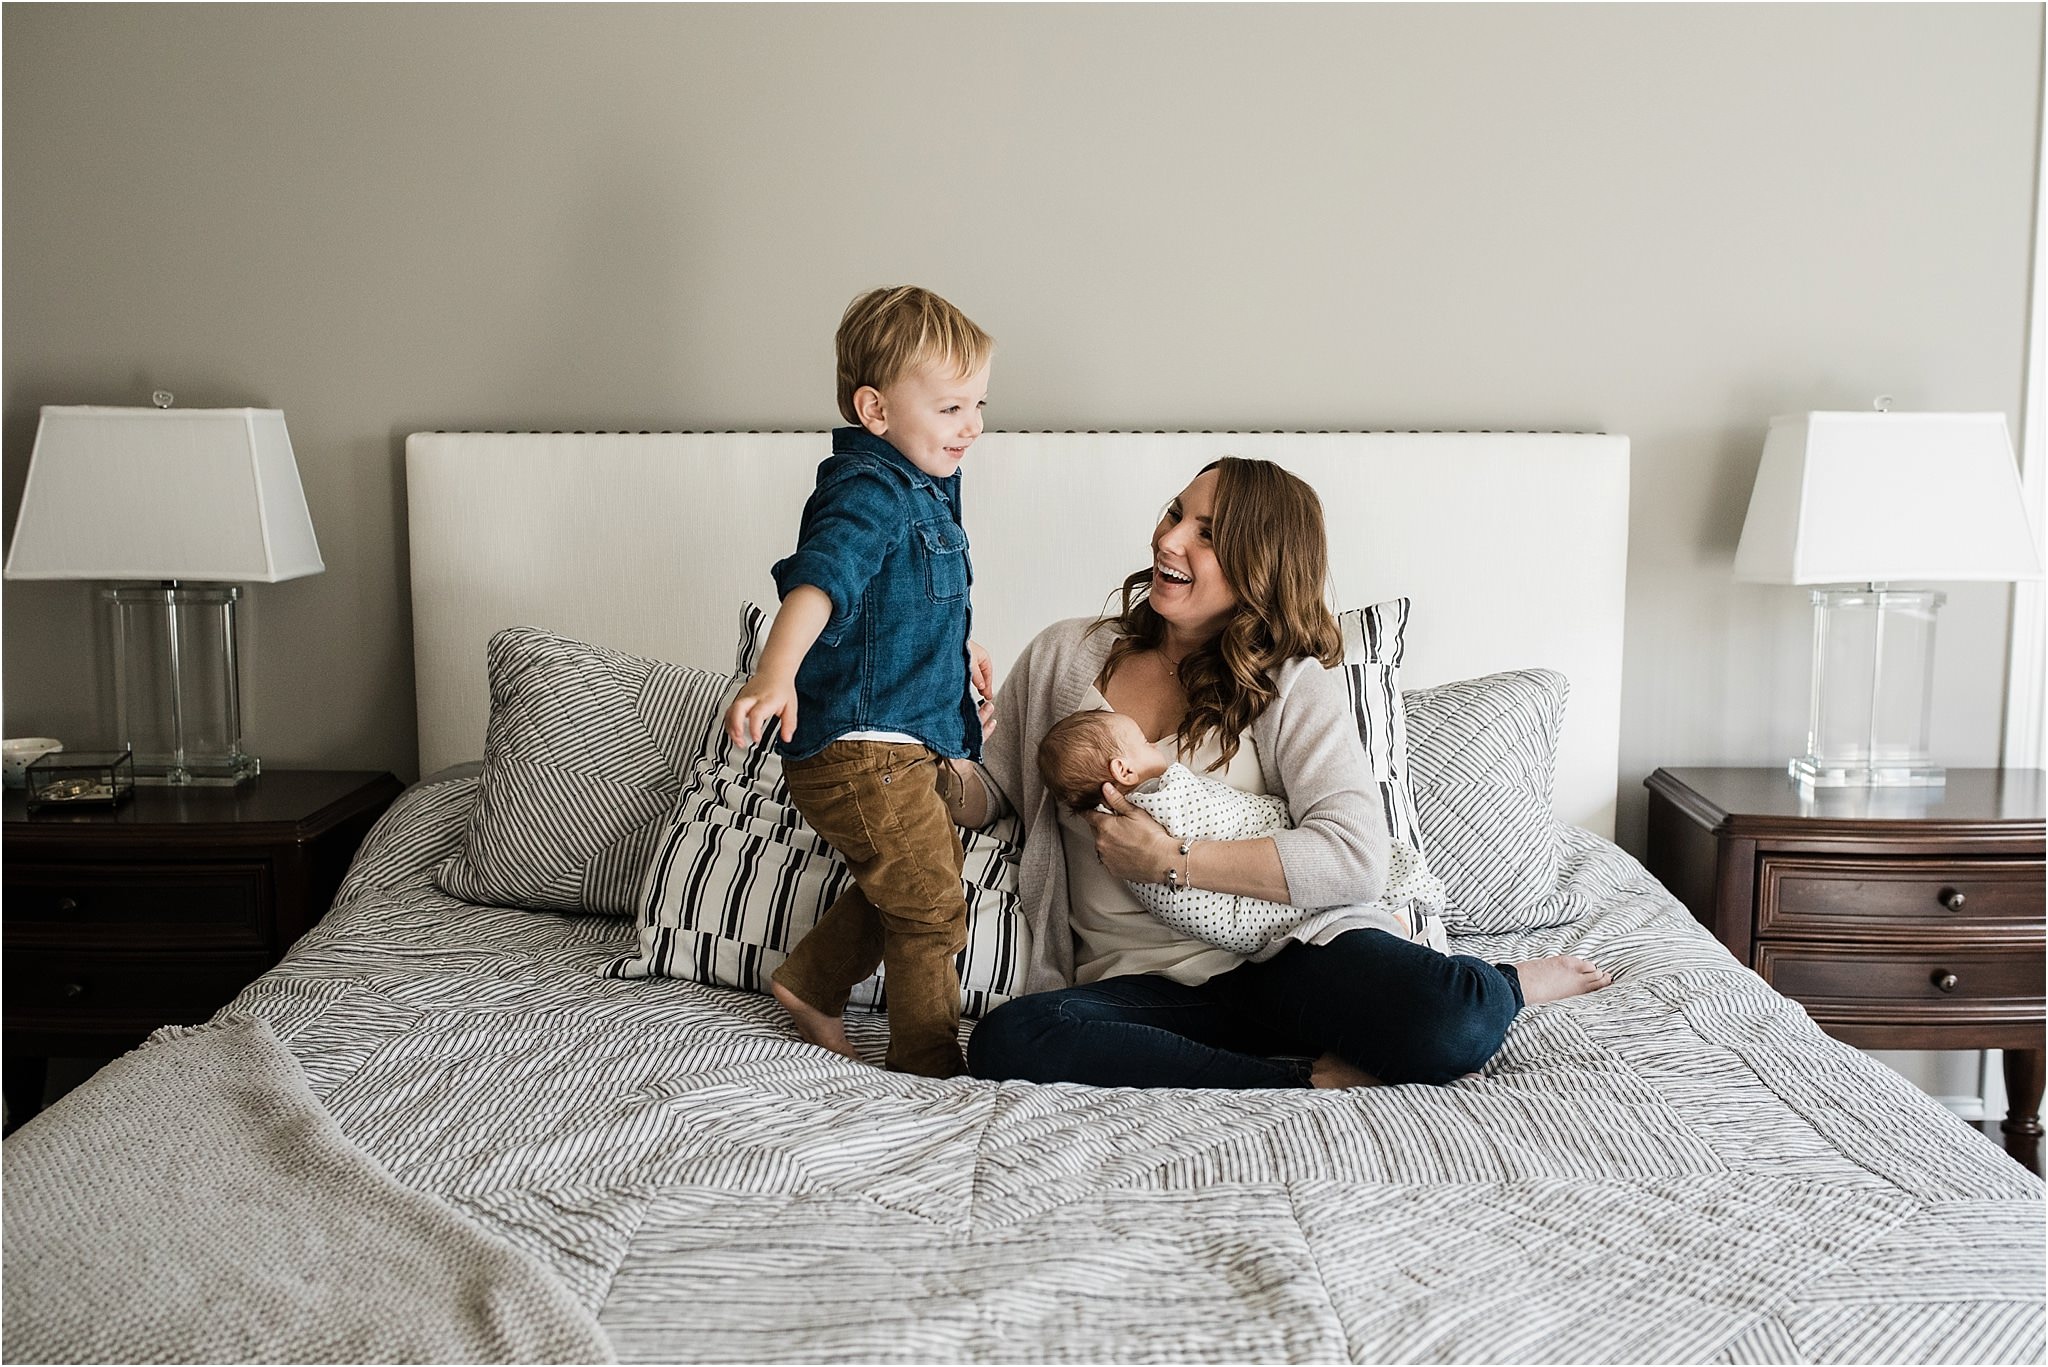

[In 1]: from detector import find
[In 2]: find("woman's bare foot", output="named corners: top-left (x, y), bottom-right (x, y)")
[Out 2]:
top-left (1309, 1053), bottom-right (1381, 1089)
top-left (769, 980), bottom-right (859, 1061)
top-left (1513, 955), bottom-right (1612, 1005)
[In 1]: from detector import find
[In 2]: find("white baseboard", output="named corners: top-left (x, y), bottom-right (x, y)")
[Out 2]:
top-left (1864, 1047), bottom-right (2042, 1129)
top-left (1934, 1093), bottom-right (1988, 1123)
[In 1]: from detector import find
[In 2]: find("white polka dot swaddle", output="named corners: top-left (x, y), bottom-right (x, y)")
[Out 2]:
top-left (1126, 763), bottom-right (1447, 959)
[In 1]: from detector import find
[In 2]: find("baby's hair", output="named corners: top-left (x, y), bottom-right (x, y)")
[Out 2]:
top-left (1037, 710), bottom-right (1129, 813)
top-left (835, 286), bottom-right (994, 424)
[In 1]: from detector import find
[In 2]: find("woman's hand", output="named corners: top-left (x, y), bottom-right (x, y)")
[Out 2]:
top-left (1084, 784), bottom-right (1176, 883)
top-left (1089, 784), bottom-right (1297, 903)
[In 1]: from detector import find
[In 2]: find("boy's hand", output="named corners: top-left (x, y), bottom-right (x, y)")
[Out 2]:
top-left (969, 640), bottom-right (998, 737)
top-left (728, 586), bottom-right (831, 749)
top-left (724, 672), bottom-right (799, 747)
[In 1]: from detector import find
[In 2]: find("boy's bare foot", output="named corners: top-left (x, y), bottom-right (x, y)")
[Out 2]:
top-left (1309, 1053), bottom-right (1381, 1089)
top-left (769, 980), bottom-right (859, 1061)
top-left (1513, 955), bottom-right (1612, 1005)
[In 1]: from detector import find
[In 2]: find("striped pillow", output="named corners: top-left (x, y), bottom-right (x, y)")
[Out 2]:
top-left (608, 603), bottom-right (1028, 1018)
top-left (1403, 668), bottom-right (1569, 934)
top-left (1334, 598), bottom-right (1423, 855)
top-left (433, 627), bottom-right (727, 915)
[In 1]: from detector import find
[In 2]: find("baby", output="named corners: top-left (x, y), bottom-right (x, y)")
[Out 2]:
top-left (1037, 708), bottom-right (1447, 959)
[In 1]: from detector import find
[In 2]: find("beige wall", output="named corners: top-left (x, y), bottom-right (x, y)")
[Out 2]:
top-left (5, 2), bottom-right (2041, 854)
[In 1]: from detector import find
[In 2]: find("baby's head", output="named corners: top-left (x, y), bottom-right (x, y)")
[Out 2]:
top-left (1037, 709), bottom-right (1167, 813)
top-left (835, 286), bottom-right (994, 481)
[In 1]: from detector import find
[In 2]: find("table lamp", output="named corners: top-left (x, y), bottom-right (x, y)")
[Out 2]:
top-left (3, 399), bottom-right (324, 784)
top-left (1734, 405), bottom-right (2043, 787)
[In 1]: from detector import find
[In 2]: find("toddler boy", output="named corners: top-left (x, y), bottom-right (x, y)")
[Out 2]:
top-left (724, 286), bottom-right (995, 1078)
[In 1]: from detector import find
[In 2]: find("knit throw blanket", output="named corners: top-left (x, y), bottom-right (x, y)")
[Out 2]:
top-left (2, 1016), bottom-right (613, 1364)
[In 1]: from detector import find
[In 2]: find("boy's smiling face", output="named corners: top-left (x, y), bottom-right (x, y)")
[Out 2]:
top-left (854, 359), bottom-right (990, 479)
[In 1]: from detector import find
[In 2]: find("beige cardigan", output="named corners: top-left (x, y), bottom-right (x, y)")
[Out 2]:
top-left (976, 617), bottom-right (1391, 995)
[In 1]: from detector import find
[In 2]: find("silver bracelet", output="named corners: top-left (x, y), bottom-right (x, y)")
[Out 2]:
top-left (1166, 837), bottom-right (1195, 893)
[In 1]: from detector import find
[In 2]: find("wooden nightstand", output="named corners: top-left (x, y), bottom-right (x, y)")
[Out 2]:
top-left (2, 768), bottom-right (402, 1127)
top-left (1644, 766), bottom-right (2046, 1172)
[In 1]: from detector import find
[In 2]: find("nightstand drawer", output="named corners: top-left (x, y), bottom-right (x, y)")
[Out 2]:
top-left (3, 950), bottom-right (272, 1034)
top-left (4, 862), bottom-right (269, 949)
top-left (1757, 942), bottom-right (2046, 1025)
top-left (1758, 856), bottom-right (2042, 939)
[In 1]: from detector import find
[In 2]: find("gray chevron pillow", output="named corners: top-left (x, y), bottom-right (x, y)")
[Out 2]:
top-left (1402, 668), bottom-right (1569, 934)
top-left (433, 627), bottom-right (728, 915)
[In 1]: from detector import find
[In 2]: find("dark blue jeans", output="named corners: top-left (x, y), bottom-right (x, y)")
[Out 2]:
top-left (966, 929), bottom-right (1524, 1088)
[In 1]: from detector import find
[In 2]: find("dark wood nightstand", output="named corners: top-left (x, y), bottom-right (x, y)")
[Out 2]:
top-left (2, 768), bottom-right (402, 1128)
top-left (1644, 766), bottom-right (2046, 1172)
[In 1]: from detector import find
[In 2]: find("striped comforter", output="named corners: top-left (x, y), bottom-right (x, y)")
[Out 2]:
top-left (226, 775), bottom-right (2045, 1364)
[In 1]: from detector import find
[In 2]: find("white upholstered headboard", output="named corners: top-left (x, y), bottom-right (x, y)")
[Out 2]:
top-left (406, 431), bottom-right (1630, 836)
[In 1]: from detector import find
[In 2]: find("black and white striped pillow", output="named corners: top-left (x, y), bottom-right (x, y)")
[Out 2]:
top-left (1403, 668), bottom-right (1569, 934)
top-left (1334, 598), bottom-right (1423, 854)
top-left (433, 627), bottom-right (727, 915)
top-left (608, 603), bottom-right (1028, 1018)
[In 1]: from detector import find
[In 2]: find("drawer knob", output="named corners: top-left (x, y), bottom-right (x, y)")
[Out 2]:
top-left (54, 896), bottom-right (78, 914)
top-left (1932, 971), bottom-right (1959, 994)
top-left (1938, 888), bottom-right (1966, 912)
top-left (62, 981), bottom-right (85, 999)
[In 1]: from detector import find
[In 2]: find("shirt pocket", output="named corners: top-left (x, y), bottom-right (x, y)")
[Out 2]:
top-left (915, 518), bottom-right (971, 603)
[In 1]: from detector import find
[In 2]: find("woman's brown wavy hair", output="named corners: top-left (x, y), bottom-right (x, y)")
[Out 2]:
top-left (1093, 457), bottom-right (1341, 771)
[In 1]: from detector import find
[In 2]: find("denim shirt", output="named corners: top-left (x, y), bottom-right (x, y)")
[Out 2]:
top-left (770, 427), bottom-right (981, 762)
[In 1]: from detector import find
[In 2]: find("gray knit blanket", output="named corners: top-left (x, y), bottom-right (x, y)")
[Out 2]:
top-left (1, 1015), bottom-right (613, 1365)
top-left (8, 774), bottom-right (2043, 1363)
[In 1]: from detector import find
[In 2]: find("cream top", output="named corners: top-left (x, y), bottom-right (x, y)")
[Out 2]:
top-left (973, 617), bottom-right (1391, 995)
top-left (1058, 687), bottom-right (1267, 987)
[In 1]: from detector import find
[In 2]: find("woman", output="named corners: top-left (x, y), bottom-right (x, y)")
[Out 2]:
top-left (947, 457), bottom-right (1608, 1089)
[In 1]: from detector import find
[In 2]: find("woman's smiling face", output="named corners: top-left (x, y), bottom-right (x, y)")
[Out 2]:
top-left (1150, 469), bottom-right (1239, 639)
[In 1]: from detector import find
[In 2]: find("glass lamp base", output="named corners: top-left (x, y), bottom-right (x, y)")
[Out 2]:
top-left (1789, 755), bottom-right (1945, 788)
top-left (1794, 586), bottom-right (1946, 791)
top-left (135, 753), bottom-right (261, 786)
top-left (105, 583), bottom-right (261, 787)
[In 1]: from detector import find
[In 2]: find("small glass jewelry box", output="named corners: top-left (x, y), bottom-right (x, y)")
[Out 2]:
top-left (26, 748), bottom-right (136, 811)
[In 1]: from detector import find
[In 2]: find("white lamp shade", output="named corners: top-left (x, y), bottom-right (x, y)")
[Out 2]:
top-left (3, 406), bottom-right (324, 582)
top-left (1734, 411), bottom-right (2043, 585)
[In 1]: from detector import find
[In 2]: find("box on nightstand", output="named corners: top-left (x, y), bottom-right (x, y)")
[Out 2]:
top-left (25, 749), bottom-right (135, 812)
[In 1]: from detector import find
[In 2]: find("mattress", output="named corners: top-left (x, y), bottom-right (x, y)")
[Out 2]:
top-left (221, 774), bottom-right (2046, 1364)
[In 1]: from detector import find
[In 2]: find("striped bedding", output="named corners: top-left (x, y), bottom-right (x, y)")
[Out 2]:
top-left (224, 774), bottom-right (2045, 1364)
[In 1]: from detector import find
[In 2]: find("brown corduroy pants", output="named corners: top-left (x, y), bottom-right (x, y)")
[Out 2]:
top-left (772, 740), bottom-right (968, 1078)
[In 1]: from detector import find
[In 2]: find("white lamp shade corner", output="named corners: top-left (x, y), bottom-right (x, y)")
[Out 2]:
top-left (3, 405), bottom-right (324, 583)
top-left (1733, 411), bottom-right (2044, 586)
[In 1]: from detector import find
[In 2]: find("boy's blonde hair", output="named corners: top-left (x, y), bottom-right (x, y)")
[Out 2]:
top-left (836, 286), bottom-right (994, 424)
top-left (1037, 710), bottom-right (1128, 814)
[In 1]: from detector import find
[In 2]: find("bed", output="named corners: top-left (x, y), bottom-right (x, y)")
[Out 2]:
top-left (6, 430), bottom-right (2042, 1365)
